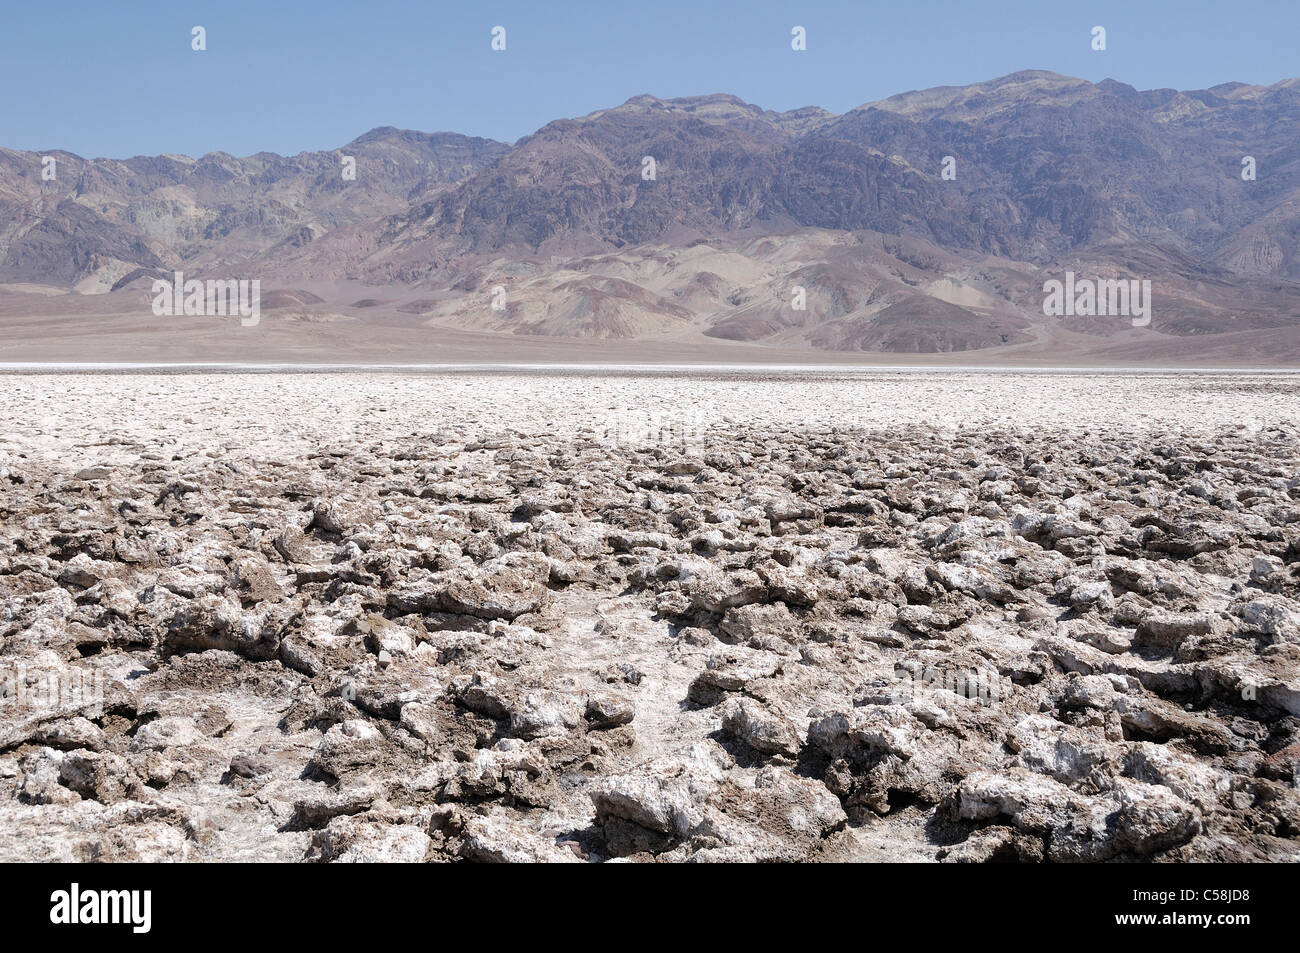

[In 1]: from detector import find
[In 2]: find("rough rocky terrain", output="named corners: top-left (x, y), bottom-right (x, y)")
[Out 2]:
top-left (1, 370), bottom-right (1298, 862)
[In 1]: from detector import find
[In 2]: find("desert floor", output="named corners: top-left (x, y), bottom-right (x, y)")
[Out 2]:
top-left (1, 369), bottom-right (1298, 861)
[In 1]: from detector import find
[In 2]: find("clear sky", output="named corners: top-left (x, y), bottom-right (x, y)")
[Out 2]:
top-left (3, 0), bottom-right (1296, 159)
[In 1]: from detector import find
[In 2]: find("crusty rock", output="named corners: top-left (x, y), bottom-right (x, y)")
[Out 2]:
top-left (720, 697), bottom-right (801, 757)
top-left (3, 373), bottom-right (1298, 863)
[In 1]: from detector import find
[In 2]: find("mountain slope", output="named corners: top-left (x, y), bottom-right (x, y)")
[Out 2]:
top-left (2, 72), bottom-right (1299, 358)
top-left (0, 130), bottom-right (510, 290)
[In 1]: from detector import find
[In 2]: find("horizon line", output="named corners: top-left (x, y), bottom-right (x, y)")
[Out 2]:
top-left (9, 68), bottom-right (1300, 163)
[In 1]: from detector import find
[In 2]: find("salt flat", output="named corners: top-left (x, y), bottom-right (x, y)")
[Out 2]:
top-left (0, 370), bottom-right (1297, 862)
top-left (2, 370), bottom-right (1296, 463)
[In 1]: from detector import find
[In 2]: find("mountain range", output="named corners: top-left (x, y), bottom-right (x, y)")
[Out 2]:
top-left (3, 69), bottom-right (1299, 363)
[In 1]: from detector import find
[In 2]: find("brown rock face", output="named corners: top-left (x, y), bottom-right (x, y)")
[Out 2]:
top-left (5, 72), bottom-right (1300, 358)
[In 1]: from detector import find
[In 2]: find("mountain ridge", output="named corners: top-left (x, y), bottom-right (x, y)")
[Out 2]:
top-left (3, 70), bottom-right (1299, 360)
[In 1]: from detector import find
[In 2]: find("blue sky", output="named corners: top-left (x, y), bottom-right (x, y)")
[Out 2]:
top-left (2, 0), bottom-right (1296, 158)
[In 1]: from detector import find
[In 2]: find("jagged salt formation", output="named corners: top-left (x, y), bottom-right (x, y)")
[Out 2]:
top-left (0, 372), bottom-right (1297, 862)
